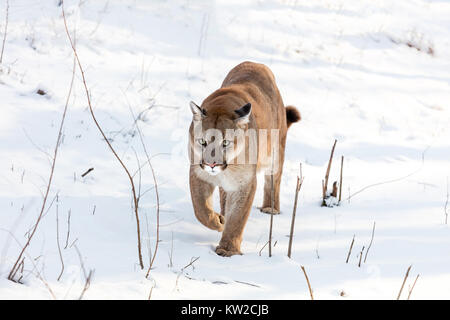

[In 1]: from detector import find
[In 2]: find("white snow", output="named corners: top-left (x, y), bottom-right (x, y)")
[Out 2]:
top-left (1, 0), bottom-right (450, 299)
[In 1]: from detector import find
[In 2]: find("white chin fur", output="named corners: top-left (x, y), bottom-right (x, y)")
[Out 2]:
top-left (204, 166), bottom-right (221, 175)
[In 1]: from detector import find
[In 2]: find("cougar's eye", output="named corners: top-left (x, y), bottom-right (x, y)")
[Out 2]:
top-left (222, 140), bottom-right (231, 147)
top-left (197, 138), bottom-right (207, 146)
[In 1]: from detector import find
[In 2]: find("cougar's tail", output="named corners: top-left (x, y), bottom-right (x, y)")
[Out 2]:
top-left (285, 105), bottom-right (301, 129)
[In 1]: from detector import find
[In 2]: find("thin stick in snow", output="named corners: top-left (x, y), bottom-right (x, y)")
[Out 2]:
top-left (268, 148), bottom-right (275, 257)
top-left (61, 1), bottom-right (144, 269)
top-left (258, 240), bottom-right (269, 256)
top-left (322, 139), bottom-right (337, 206)
top-left (0, 228), bottom-right (56, 299)
top-left (235, 280), bottom-right (260, 288)
top-left (74, 244), bottom-right (94, 300)
top-left (345, 234), bottom-right (355, 263)
top-left (339, 156), bottom-right (344, 203)
top-left (182, 256), bottom-right (200, 272)
top-left (79, 270), bottom-right (94, 300)
top-left (7, 21), bottom-right (74, 281)
top-left (358, 246), bottom-right (365, 267)
top-left (287, 172), bottom-right (304, 258)
top-left (81, 167), bottom-right (94, 178)
top-left (364, 222), bottom-right (376, 263)
top-left (56, 197), bottom-right (65, 281)
top-left (124, 96), bottom-right (160, 278)
top-left (148, 281), bottom-right (156, 300)
top-left (397, 265), bottom-right (412, 300)
top-left (300, 266), bottom-right (314, 300)
top-left (407, 274), bottom-right (420, 300)
top-left (64, 209), bottom-right (71, 249)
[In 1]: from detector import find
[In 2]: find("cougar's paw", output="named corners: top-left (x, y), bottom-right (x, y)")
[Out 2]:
top-left (259, 207), bottom-right (280, 215)
top-left (215, 246), bottom-right (242, 257)
top-left (208, 213), bottom-right (225, 232)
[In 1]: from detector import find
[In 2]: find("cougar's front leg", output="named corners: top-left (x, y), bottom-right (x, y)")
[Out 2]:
top-left (189, 168), bottom-right (224, 232)
top-left (215, 177), bottom-right (257, 257)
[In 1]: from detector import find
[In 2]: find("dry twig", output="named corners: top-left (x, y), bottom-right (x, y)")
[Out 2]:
top-left (81, 167), bottom-right (94, 178)
top-left (397, 265), bottom-right (412, 300)
top-left (56, 198), bottom-right (65, 281)
top-left (235, 280), bottom-right (260, 288)
top-left (268, 148), bottom-right (275, 257)
top-left (64, 209), bottom-right (71, 249)
top-left (287, 167), bottom-right (304, 258)
top-left (358, 246), bottom-right (365, 267)
top-left (7, 23), bottom-right (74, 280)
top-left (300, 266), bottom-right (314, 300)
top-left (407, 274), bottom-right (420, 300)
top-left (61, 1), bottom-right (144, 269)
top-left (364, 222), bottom-right (376, 263)
top-left (339, 156), bottom-right (344, 203)
top-left (322, 139), bottom-right (337, 206)
top-left (125, 99), bottom-right (160, 278)
top-left (74, 244), bottom-right (94, 300)
top-left (258, 240), bottom-right (269, 256)
top-left (345, 235), bottom-right (355, 263)
top-left (1, 228), bottom-right (56, 299)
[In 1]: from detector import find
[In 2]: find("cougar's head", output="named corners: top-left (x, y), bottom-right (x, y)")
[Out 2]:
top-left (189, 100), bottom-right (252, 175)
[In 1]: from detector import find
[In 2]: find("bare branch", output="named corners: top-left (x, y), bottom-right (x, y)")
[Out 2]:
top-left (338, 156), bottom-right (344, 203)
top-left (407, 274), bottom-right (420, 300)
top-left (258, 240), bottom-right (269, 256)
top-left (64, 209), bottom-right (71, 249)
top-left (81, 167), bottom-right (94, 178)
top-left (364, 222), bottom-right (376, 263)
top-left (73, 244), bottom-right (95, 300)
top-left (7, 18), bottom-right (74, 280)
top-left (56, 197), bottom-right (65, 281)
top-left (235, 280), bottom-right (260, 288)
top-left (358, 246), bottom-right (365, 267)
top-left (124, 98), bottom-right (160, 278)
top-left (181, 256), bottom-right (200, 272)
top-left (397, 265), bottom-right (412, 300)
top-left (300, 266), bottom-right (314, 300)
top-left (268, 148), bottom-right (275, 257)
top-left (322, 139), bottom-right (337, 206)
top-left (0, 228), bottom-right (56, 299)
top-left (345, 234), bottom-right (355, 263)
top-left (61, 1), bottom-right (144, 269)
top-left (288, 169), bottom-right (304, 258)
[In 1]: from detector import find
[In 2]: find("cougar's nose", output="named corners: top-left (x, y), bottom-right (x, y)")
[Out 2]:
top-left (205, 162), bottom-right (217, 168)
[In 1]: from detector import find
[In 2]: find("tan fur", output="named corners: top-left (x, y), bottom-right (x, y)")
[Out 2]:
top-left (189, 61), bottom-right (300, 256)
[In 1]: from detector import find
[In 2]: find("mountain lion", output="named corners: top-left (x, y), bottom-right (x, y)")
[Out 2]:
top-left (189, 61), bottom-right (300, 257)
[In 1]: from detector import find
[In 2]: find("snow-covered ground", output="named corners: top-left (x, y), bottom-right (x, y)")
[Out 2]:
top-left (1, 0), bottom-right (450, 299)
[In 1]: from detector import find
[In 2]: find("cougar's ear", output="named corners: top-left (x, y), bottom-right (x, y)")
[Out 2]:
top-left (190, 101), bottom-right (206, 119)
top-left (234, 103), bottom-right (252, 125)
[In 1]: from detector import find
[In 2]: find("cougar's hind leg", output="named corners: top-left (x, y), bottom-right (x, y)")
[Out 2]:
top-left (189, 168), bottom-right (224, 231)
top-left (260, 141), bottom-right (286, 215)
